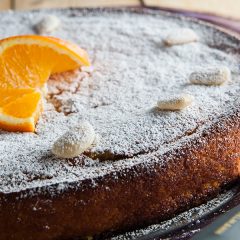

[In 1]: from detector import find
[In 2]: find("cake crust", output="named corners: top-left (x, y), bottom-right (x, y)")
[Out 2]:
top-left (0, 8), bottom-right (240, 240)
top-left (1, 108), bottom-right (240, 239)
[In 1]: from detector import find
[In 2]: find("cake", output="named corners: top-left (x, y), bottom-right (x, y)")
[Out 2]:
top-left (0, 8), bottom-right (240, 240)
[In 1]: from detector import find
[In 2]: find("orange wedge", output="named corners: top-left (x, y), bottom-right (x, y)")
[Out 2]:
top-left (0, 35), bottom-right (90, 132)
top-left (0, 35), bottom-right (90, 89)
top-left (0, 89), bottom-right (42, 132)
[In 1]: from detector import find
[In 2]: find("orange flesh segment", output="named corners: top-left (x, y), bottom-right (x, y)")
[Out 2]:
top-left (0, 88), bottom-right (34, 107)
top-left (3, 91), bottom-right (42, 118)
top-left (0, 90), bottom-right (42, 132)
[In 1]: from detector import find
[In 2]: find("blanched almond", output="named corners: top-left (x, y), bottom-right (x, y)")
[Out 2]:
top-left (164, 28), bottom-right (198, 46)
top-left (190, 66), bottom-right (231, 86)
top-left (157, 94), bottom-right (194, 110)
top-left (35, 15), bottom-right (61, 34)
top-left (52, 121), bottom-right (95, 158)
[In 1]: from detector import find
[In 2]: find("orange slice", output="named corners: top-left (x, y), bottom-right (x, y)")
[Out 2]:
top-left (0, 35), bottom-right (90, 132)
top-left (0, 35), bottom-right (90, 89)
top-left (0, 89), bottom-right (42, 132)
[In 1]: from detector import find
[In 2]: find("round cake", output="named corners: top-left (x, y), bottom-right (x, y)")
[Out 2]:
top-left (0, 8), bottom-right (240, 240)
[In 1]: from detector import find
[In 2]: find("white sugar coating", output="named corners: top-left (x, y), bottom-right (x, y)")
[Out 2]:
top-left (52, 120), bottom-right (95, 158)
top-left (157, 93), bottom-right (194, 110)
top-left (164, 28), bottom-right (198, 46)
top-left (0, 8), bottom-right (240, 194)
top-left (190, 66), bottom-right (231, 85)
top-left (34, 14), bottom-right (61, 34)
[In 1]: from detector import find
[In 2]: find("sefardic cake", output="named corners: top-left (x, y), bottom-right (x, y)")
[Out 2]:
top-left (0, 8), bottom-right (240, 240)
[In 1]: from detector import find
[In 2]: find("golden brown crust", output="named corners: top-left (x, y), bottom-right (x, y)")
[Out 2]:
top-left (1, 109), bottom-right (240, 240)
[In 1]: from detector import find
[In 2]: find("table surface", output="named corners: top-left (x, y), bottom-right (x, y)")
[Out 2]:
top-left (1, 1), bottom-right (239, 35)
top-left (2, 0), bottom-right (240, 20)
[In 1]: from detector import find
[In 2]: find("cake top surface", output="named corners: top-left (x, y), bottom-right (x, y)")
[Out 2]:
top-left (0, 8), bottom-right (240, 195)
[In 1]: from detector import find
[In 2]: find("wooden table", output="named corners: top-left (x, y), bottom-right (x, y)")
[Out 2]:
top-left (1, 0), bottom-right (240, 20)
top-left (1, 1), bottom-right (239, 39)
top-left (143, 0), bottom-right (240, 19)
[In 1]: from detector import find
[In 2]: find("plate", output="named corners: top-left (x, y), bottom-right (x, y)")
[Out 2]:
top-left (112, 184), bottom-right (240, 240)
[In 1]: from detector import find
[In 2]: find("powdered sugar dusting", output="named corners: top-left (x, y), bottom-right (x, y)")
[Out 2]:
top-left (0, 8), bottom-right (240, 194)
